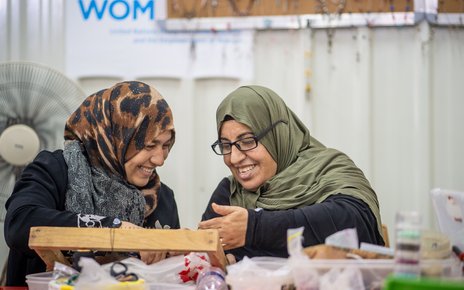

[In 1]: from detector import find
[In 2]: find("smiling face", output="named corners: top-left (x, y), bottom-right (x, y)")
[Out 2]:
top-left (220, 120), bottom-right (277, 192)
top-left (124, 130), bottom-right (173, 187)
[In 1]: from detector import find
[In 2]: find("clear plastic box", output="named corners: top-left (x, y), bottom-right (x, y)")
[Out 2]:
top-left (25, 272), bottom-right (54, 290)
top-left (293, 257), bottom-right (462, 290)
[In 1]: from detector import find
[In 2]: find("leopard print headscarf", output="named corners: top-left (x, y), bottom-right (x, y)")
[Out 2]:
top-left (64, 81), bottom-right (175, 222)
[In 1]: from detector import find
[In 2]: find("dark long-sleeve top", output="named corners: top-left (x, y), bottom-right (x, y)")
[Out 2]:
top-left (201, 178), bottom-right (384, 260)
top-left (4, 150), bottom-right (180, 286)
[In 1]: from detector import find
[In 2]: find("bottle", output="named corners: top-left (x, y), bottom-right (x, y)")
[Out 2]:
top-left (394, 211), bottom-right (422, 278)
top-left (196, 266), bottom-right (228, 290)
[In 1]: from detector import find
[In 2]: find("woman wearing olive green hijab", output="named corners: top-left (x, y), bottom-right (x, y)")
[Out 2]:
top-left (199, 85), bottom-right (384, 261)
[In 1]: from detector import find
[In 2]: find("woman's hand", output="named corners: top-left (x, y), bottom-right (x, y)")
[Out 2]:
top-left (198, 203), bottom-right (248, 250)
top-left (226, 253), bottom-right (237, 264)
top-left (119, 221), bottom-right (168, 264)
top-left (139, 251), bottom-right (167, 264)
top-left (119, 221), bottom-right (141, 229)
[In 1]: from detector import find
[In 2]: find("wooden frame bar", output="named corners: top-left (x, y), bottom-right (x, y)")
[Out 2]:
top-left (29, 227), bottom-right (227, 271)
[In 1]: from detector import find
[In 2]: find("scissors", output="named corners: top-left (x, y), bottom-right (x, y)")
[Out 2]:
top-left (110, 261), bottom-right (139, 282)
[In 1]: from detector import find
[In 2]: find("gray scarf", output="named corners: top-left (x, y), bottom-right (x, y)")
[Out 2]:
top-left (63, 140), bottom-right (145, 226)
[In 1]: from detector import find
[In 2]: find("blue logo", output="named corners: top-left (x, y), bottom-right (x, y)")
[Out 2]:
top-left (79, 0), bottom-right (155, 20)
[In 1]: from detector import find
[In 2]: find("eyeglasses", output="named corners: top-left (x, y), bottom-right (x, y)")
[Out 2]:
top-left (211, 120), bottom-right (286, 155)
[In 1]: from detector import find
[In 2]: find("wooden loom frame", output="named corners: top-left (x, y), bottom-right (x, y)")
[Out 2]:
top-left (29, 227), bottom-right (227, 271)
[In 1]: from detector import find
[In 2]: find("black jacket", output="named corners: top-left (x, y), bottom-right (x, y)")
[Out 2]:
top-left (202, 178), bottom-right (384, 260)
top-left (4, 150), bottom-right (180, 286)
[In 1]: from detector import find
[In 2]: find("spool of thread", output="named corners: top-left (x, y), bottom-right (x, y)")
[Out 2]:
top-left (394, 211), bottom-right (422, 278)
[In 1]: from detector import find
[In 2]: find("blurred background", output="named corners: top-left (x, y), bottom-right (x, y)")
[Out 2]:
top-left (0, 0), bottom-right (463, 268)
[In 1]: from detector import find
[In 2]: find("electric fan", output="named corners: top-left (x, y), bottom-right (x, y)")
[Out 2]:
top-left (0, 61), bottom-right (86, 221)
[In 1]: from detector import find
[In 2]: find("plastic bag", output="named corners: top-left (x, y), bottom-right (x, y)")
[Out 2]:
top-left (287, 227), bottom-right (319, 290)
top-left (101, 256), bottom-right (184, 284)
top-left (74, 257), bottom-right (123, 289)
top-left (48, 262), bottom-right (80, 290)
top-left (226, 256), bottom-right (292, 290)
top-left (325, 228), bottom-right (359, 250)
top-left (319, 267), bottom-right (365, 290)
top-left (100, 252), bottom-right (210, 285)
top-left (52, 261), bottom-right (80, 282)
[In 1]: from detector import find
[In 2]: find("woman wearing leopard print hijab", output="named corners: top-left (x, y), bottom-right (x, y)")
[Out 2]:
top-left (4, 81), bottom-right (180, 286)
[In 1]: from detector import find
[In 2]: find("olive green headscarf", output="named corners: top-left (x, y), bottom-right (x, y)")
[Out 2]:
top-left (216, 85), bottom-right (383, 239)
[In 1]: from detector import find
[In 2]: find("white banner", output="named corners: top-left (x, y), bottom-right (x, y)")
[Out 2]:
top-left (65, 0), bottom-right (254, 80)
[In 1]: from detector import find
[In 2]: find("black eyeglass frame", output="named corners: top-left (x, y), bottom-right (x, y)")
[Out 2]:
top-left (211, 119), bottom-right (286, 155)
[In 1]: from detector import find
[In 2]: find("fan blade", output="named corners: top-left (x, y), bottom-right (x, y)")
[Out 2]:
top-left (0, 61), bottom-right (86, 151)
top-left (0, 161), bottom-right (15, 222)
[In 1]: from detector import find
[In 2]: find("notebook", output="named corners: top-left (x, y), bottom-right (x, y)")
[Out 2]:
top-left (430, 188), bottom-right (464, 252)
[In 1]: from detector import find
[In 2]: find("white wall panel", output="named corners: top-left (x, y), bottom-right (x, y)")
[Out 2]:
top-left (371, 26), bottom-right (424, 233)
top-left (431, 27), bottom-right (464, 194)
top-left (253, 29), bottom-right (306, 116)
top-left (410, 21), bottom-right (433, 229)
top-left (0, 0), bottom-right (8, 60)
top-left (78, 77), bottom-right (123, 95)
top-left (9, 0), bottom-right (22, 60)
top-left (26, 0), bottom-right (41, 60)
top-left (308, 27), bottom-right (373, 178)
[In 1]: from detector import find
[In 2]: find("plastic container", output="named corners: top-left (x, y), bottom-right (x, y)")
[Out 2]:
top-left (196, 267), bottom-right (227, 290)
top-left (290, 257), bottom-right (462, 290)
top-left (25, 272), bottom-right (54, 290)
